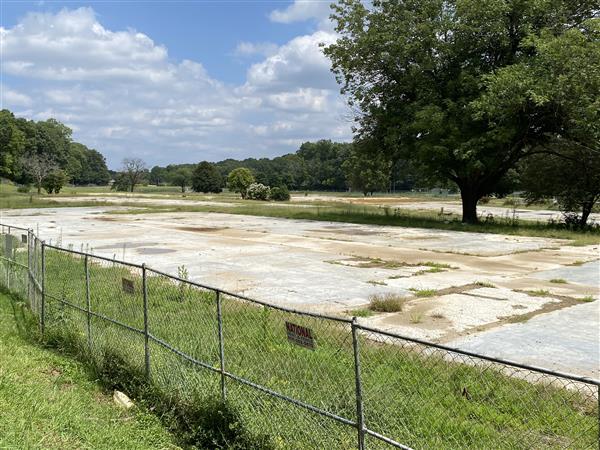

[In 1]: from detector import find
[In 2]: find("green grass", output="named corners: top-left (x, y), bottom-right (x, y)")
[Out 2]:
top-left (474, 281), bottom-right (497, 288)
top-left (410, 288), bottom-right (439, 298)
top-left (549, 278), bottom-right (568, 284)
top-left (349, 308), bottom-right (374, 318)
top-left (0, 292), bottom-right (177, 449)
top-left (580, 295), bottom-right (595, 303)
top-left (525, 289), bottom-right (552, 297)
top-left (1, 245), bottom-right (598, 449)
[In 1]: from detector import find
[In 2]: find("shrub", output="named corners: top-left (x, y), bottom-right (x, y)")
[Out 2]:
top-left (270, 186), bottom-right (290, 201)
top-left (42, 170), bottom-right (67, 194)
top-left (16, 184), bottom-right (31, 193)
top-left (246, 183), bottom-right (270, 201)
top-left (368, 293), bottom-right (406, 312)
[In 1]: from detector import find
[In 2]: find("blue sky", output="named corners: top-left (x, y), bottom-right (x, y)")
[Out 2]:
top-left (1, 1), bottom-right (352, 168)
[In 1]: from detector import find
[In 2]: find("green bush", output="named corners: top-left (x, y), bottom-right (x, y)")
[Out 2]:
top-left (246, 183), bottom-right (270, 201)
top-left (270, 186), bottom-right (290, 201)
top-left (16, 184), bottom-right (31, 193)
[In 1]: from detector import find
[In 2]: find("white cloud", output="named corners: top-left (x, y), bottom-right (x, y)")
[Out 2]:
top-left (269, 1), bottom-right (332, 24)
top-left (1, 8), bottom-right (351, 167)
top-left (1, 86), bottom-right (33, 107)
top-left (245, 31), bottom-right (338, 91)
top-left (233, 41), bottom-right (278, 58)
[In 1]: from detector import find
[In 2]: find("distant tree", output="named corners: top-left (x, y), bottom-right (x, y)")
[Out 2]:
top-left (20, 152), bottom-right (59, 194)
top-left (149, 166), bottom-right (168, 185)
top-left (169, 168), bottom-right (193, 193)
top-left (296, 140), bottom-right (351, 190)
top-left (0, 110), bottom-right (26, 179)
top-left (192, 161), bottom-right (223, 193)
top-left (42, 170), bottom-right (68, 194)
top-left (111, 173), bottom-right (130, 192)
top-left (120, 158), bottom-right (147, 192)
top-left (227, 168), bottom-right (255, 199)
top-left (271, 186), bottom-right (291, 201)
top-left (522, 146), bottom-right (600, 227)
top-left (83, 149), bottom-right (110, 185)
top-left (343, 142), bottom-right (391, 196)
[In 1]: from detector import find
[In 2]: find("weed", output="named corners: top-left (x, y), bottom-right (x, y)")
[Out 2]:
top-left (368, 293), bottom-right (406, 312)
top-left (350, 308), bottom-right (374, 318)
top-left (474, 281), bottom-right (496, 288)
top-left (409, 288), bottom-right (438, 298)
top-left (550, 278), bottom-right (568, 284)
top-left (525, 289), bottom-right (551, 297)
top-left (409, 312), bottom-right (424, 324)
top-left (430, 313), bottom-right (446, 320)
top-left (580, 295), bottom-right (595, 303)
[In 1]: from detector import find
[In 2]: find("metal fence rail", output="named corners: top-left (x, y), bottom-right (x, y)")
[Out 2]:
top-left (0, 222), bottom-right (598, 449)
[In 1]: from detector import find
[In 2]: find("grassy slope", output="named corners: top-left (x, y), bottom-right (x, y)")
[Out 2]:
top-left (0, 292), bottom-right (178, 450)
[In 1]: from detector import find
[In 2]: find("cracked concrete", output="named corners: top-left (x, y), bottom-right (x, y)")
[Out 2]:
top-left (2, 205), bottom-right (598, 378)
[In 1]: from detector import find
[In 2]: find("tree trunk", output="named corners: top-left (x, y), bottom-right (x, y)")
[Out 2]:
top-left (181, 185), bottom-right (185, 193)
top-left (460, 188), bottom-right (480, 224)
top-left (580, 201), bottom-right (593, 228)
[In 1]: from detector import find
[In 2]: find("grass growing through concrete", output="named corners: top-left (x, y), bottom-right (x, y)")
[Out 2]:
top-left (1, 245), bottom-right (598, 449)
top-left (0, 292), bottom-right (177, 449)
top-left (368, 293), bottom-right (406, 312)
top-left (410, 288), bottom-right (439, 298)
top-left (550, 278), bottom-right (568, 284)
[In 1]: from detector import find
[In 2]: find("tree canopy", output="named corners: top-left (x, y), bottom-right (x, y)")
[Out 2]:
top-left (0, 109), bottom-right (110, 187)
top-left (192, 161), bottom-right (222, 193)
top-left (324, 0), bottom-right (599, 222)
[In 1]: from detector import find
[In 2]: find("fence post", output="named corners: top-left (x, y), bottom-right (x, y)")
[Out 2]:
top-left (26, 230), bottom-right (31, 305)
top-left (84, 255), bottom-right (92, 355)
top-left (142, 263), bottom-right (151, 379)
top-left (216, 290), bottom-right (227, 402)
top-left (40, 241), bottom-right (46, 334)
top-left (351, 317), bottom-right (366, 450)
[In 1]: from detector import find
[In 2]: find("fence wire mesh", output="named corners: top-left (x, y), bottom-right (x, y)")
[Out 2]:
top-left (0, 223), bottom-right (598, 449)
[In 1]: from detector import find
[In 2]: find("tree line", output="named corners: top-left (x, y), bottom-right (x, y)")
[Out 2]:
top-left (1, 109), bottom-right (110, 193)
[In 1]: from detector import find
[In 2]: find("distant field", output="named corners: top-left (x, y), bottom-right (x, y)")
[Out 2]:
top-left (0, 291), bottom-right (177, 449)
top-left (1, 181), bottom-right (599, 245)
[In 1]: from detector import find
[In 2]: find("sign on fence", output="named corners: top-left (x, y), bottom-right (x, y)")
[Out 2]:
top-left (21, 234), bottom-right (28, 244)
top-left (285, 321), bottom-right (315, 349)
top-left (122, 277), bottom-right (135, 294)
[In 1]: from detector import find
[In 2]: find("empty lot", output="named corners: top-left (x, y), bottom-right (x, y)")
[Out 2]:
top-left (2, 205), bottom-right (598, 377)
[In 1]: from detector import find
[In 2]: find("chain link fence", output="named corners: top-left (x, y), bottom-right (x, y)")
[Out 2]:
top-left (0, 222), bottom-right (598, 449)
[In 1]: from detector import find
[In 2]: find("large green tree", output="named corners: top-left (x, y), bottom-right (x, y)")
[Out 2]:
top-left (325, 0), bottom-right (598, 223)
top-left (191, 161), bottom-right (222, 193)
top-left (227, 167), bottom-right (255, 199)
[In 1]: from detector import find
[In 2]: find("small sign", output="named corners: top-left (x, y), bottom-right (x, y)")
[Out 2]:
top-left (285, 321), bottom-right (315, 350)
top-left (122, 277), bottom-right (135, 294)
top-left (21, 234), bottom-right (28, 244)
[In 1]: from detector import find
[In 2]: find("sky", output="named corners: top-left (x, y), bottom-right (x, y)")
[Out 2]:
top-left (0, 0), bottom-right (353, 169)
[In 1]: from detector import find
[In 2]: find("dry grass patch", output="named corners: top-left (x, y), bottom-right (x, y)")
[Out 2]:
top-left (368, 293), bottom-right (407, 312)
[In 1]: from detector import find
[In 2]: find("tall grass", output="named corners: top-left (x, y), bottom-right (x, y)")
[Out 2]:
top-left (1, 243), bottom-right (596, 449)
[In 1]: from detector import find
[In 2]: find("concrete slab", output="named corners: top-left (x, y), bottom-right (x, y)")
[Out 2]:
top-left (1, 205), bottom-right (599, 377)
top-left (449, 302), bottom-right (600, 379)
